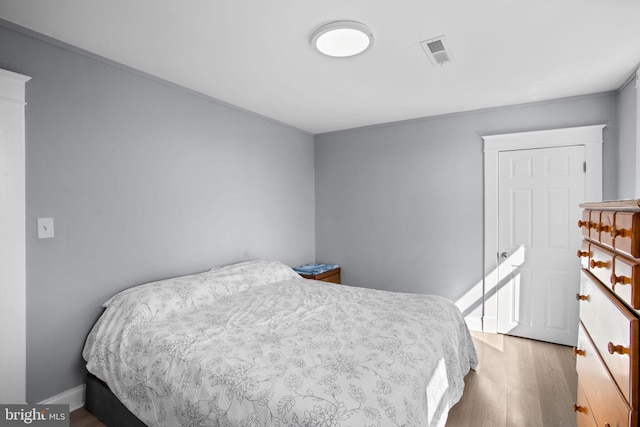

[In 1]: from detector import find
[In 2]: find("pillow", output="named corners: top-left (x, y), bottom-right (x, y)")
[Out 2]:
top-left (84, 270), bottom-right (230, 363)
top-left (207, 259), bottom-right (300, 287)
top-left (103, 260), bottom-right (298, 318)
top-left (84, 260), bottom-right (300, 364)
top-left (101, 271), bottom-right (228, 320)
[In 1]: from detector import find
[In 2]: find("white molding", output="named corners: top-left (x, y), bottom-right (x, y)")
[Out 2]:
top-left (0, 68), bottom-right (30, 404)
top-left (464, 315), bottom-right (483, 332)
top-left (0, 69), bottom-right (31, 105)
top-left (0, 95), bottom-right (27, 106)
top-left (0, 68), bottom-right (32, 81)
top-left (482, 316), bottom-right (497, 334)
top-left (482, 124), bottom-right (605, 334)
top-left (39, 384), bottom-right (85, 412)
top-left (483, 124), bottom-right (607, 151)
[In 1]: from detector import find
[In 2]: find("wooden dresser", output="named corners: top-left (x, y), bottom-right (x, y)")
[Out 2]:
top-left (575, 200), bottom-right (640, 427)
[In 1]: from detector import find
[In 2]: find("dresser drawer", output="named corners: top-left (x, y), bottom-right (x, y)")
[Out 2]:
top-left (578, 210), bottom-right (593, 238)
top-left (575, 322), bottom-right (634, 427)
top-left (588, 211), bottom-right (602, 241)
top-left (612, 212), bottom-right (640, 259)
top-left (588, 244), bottom-right (614, 290)
top-left (577, 240), bottom-right (591, 269)
top-left (598, 211), bottom-right (616, 248)
top-left (575, 380), bottom-right (597, 427)
top-left (613, 254), bottom-right (640, 310)
top-left (583, 210), bottom-right (640, 258)
top-left (579, 270), bottom-right (639, 407)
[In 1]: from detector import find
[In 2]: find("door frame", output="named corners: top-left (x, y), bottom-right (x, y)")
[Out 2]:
top-left (482, 125), bottom-right (605, 333)
top-left (0, 68), bottom-right (30, 403)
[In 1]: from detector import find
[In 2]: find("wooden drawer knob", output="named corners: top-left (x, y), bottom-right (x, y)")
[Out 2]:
top-left (575, 293), bottom-right (589, 301)
top-left (576, 250), bottom-right (589, 258)
top-left (610, 274), bottom-right (631, 286)
top-left (607, 342), bottom-right (630, 355)
top-left (610, 226), bottom-right (630, 238)
top-left (595, 223), bottom-right (611, 233)
top-left (577, 220), bottom-right (591, 229)
top-left (572, 347), bottom-right (585, 357)
top-left (590, 259), bottom-right (607, 269)
top-left (572, 403), bottom-right (587, 413)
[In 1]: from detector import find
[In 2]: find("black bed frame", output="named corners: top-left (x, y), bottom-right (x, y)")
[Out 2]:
top-left (85, 373), bottom-right (147, 427)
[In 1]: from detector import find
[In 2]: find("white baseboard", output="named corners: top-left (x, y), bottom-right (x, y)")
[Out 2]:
top-left (39, 384), bottom-right (85, 411)
top-left (464, 315), bottom-right (483, 332)
top-left (482, 315), bottom-right (498, 333)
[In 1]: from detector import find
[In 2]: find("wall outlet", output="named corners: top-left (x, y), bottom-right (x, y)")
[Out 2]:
top-left (37, 218), bottom-right (54, 239)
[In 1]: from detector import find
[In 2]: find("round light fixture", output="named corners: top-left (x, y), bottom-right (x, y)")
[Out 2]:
top-left (311, 21), bottom-right (374, 58)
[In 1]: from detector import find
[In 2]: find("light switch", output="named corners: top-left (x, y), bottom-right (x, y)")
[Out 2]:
top-left (37, 218), bottom-right (54, 239)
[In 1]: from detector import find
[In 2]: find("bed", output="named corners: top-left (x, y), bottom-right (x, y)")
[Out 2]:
top-left (82, 260), bottom-right (477, 427)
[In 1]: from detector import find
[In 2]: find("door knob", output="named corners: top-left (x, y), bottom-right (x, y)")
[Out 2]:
top-left (501, 252), bottom-right (508, 259)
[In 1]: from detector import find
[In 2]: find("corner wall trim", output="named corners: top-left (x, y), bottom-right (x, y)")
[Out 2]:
top-left (39, 384), bottom-right (85, 412)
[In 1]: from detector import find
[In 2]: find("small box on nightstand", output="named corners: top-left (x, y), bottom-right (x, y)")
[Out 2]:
top-left (293, 263), bottom-right (340, 284)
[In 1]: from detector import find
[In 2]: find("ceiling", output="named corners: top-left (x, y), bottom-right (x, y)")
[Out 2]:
top-left (1, 0), bottom-right (639, 134)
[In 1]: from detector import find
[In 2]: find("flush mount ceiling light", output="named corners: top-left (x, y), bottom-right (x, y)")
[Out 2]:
top-left (311, 21), bottom-right (374, 58)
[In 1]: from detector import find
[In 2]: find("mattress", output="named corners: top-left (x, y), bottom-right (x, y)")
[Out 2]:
top-left (83, 260), bottom-right (477, 427)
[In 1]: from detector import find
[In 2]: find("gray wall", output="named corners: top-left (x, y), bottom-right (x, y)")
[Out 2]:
top-left (616, 75), bottom-right (637, 199)
top-left (0, 22), bottom-right (315, 403)
top-left (315, 94), bottom-right (618, 314)
top-left (0, 18), bottom-right (631, 405)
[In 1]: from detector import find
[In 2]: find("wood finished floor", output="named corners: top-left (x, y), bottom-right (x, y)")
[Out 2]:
top-left (446, 331), bottom-right (577, 427)
top-left (70, 331), bottom-right (577, 427)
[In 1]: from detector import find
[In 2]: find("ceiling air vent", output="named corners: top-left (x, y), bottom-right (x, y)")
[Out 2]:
top-left (420, 36), bottom-right (453, 66)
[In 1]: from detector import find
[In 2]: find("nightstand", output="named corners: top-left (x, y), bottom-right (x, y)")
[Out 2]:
top-left (293, 264), bottom-right (341, 284)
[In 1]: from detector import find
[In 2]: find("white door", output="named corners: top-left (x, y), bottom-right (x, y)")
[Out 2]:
top-left (496, 145), bottom-right (584, 346)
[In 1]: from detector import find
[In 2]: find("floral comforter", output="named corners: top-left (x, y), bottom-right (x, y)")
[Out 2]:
top-left (83, 260), bottom-right (477, 427)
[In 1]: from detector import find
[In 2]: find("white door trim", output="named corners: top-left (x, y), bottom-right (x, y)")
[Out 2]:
top-left (0, 68), bottom-right (30, 404)
top-left (482, 125), bottom-right (605, 333)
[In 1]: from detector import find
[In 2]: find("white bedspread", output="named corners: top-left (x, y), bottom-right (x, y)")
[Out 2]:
top-left (83, 260), bottom-right (477, 427)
